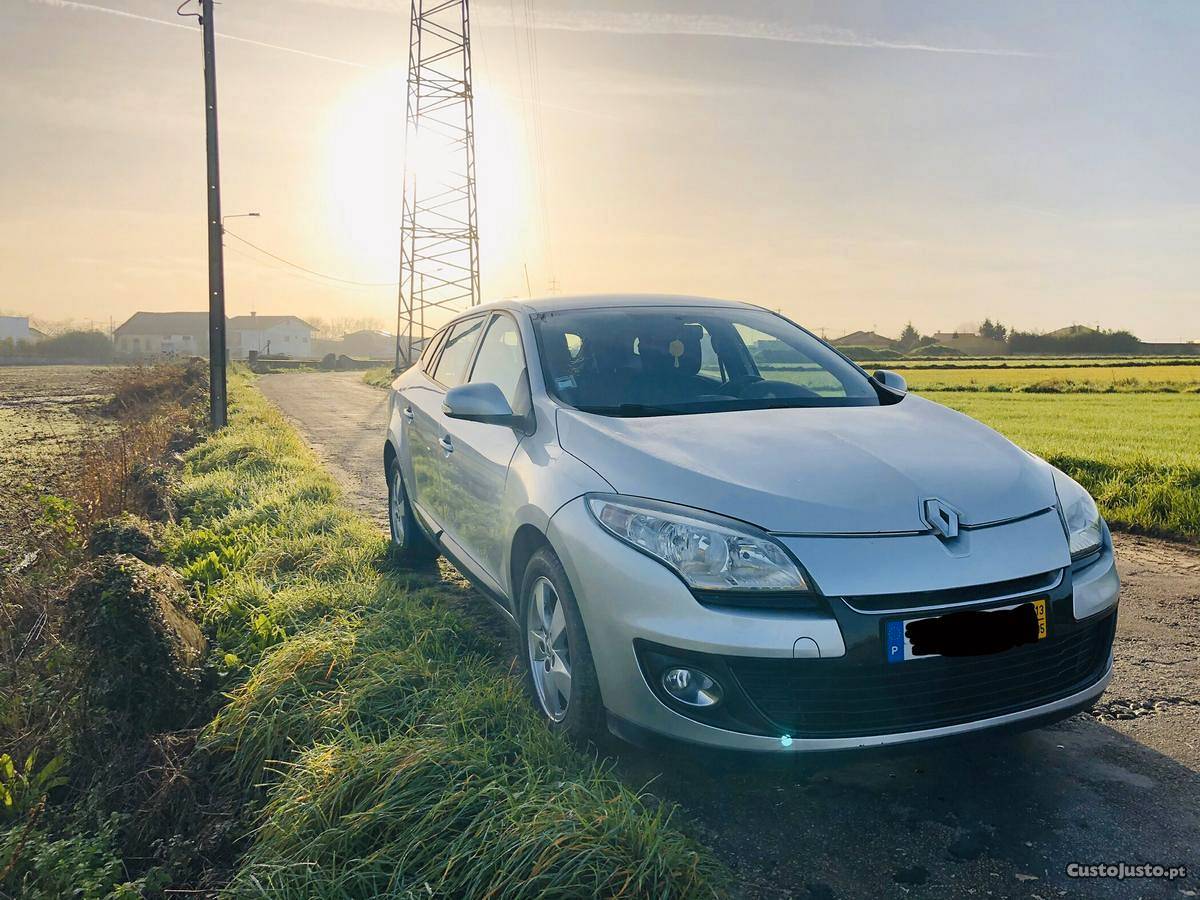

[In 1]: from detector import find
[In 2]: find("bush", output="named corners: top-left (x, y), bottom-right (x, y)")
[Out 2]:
top-left (0, 814), bottom-right (144, 900)
top-left (1008, 328), bottom-right (1141, 355)
top-left (88, 514), bottom-right (162, 563)
top-left (836, 346), bottom-right (902, 361)
top-left (907, 344), bottom-right (964, 357)
top-left (32, 331), bottom-right (114, 361)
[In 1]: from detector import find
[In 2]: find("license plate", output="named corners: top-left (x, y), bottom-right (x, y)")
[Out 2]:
top-left (885, 598), bottom-right (1048, 663)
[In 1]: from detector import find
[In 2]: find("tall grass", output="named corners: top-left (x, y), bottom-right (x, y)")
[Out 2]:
top-left (169, 379), bottom-right (724, 898)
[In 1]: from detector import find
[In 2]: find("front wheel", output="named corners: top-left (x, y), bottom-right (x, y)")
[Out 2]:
top-left (519, 547), bottom-right (605, 741)
top-left (387, 457), bottom-right (438, 564)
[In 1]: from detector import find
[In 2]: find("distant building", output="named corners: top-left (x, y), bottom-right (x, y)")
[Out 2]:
top-left (228, 314), bottom-right (314, 359)
top-left (114, 312), bottom-right (209, 357)
top-left (1046, 325), bottom-right (1099, 339)
top-left (930, 332), bottom-right (1007, 355)
top-left (312, 337), bottom-right (342, 358)
top-left (340, 329), bottom-right (397, 359)
top-left (0, 316), bottom-right (38, 345)
top-left (830, 330), bottom-right (897, 350)
top-left (312, 331), bottom-right (422, 362)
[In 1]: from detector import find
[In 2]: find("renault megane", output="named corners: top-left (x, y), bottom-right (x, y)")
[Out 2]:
top-left (383, 295), bottom-right (1118, 751)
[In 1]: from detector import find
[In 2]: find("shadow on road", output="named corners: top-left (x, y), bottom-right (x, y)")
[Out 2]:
top-left (611, 717), bottom-right (1198, 898)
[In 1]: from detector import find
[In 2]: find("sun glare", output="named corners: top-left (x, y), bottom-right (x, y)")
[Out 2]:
top-left (323, 68), bottom-right (529, 300)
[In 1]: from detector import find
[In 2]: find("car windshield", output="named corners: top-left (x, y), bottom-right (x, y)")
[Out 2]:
top-left (531, 305), bottom-right (885, 416)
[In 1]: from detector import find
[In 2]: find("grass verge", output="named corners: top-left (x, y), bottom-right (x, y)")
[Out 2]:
top-left (170, 378), bottom-right (724, 897)
top-left (362, 366), bottom-right (395, 388)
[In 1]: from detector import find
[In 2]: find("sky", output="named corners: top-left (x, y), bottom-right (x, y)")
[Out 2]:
top-left (2, 0), bottom-right (1198, 341)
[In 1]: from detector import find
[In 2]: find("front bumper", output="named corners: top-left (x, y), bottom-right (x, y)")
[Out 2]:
top-left (547, 497), bottom-right (1120, 752)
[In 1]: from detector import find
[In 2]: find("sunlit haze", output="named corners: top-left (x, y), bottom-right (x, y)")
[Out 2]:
top-left (2, 0), bottom-right (1198, 340)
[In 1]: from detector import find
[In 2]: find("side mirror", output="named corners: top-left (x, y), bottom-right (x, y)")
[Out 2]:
top-left (442, 382), bottom-right (520, 426)
top-left (873, 369), bottom-right (908, 395)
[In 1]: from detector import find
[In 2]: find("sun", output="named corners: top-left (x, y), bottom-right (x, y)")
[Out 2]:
top-left (323, 67), bottom-right (530, 296)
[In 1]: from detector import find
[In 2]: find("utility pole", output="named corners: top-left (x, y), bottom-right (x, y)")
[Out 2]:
top-left (201, 0), bottom-right (228, 428)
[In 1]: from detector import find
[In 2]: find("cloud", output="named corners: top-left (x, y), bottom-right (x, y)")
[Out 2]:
top-left (26, 0), bottom-right (371, 68)
top-left (495, 9), bottom-right (1042, 58)
top-left (293, 1), bottom-right (1041, 58)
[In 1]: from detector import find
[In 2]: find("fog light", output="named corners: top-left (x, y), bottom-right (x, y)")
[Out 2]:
top-left (661, 667), bottom-right (722, 707)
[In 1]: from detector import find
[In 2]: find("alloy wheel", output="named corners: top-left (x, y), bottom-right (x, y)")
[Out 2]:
top-left (388, 472), bottom-right (406, 545)
top-left (526, 575), bottom-right (572, 722)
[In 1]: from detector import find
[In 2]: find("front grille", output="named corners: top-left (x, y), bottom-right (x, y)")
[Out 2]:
top-left (727, 613), bottom-right (1115, 738)
top-left (842, 569), bottom-right (1061, 614)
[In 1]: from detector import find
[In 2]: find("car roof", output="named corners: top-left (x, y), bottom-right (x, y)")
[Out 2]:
top-left (458, 293), bottom-right (762, 319)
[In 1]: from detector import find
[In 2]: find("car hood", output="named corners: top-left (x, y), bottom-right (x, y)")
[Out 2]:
top-left (555, 395), bottom-right (1057, 534)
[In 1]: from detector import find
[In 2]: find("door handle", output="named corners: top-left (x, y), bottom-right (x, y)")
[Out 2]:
top-left (402, 406), bottom-right (414, 421)
top-left (438, 435), bottom-right (454, 453)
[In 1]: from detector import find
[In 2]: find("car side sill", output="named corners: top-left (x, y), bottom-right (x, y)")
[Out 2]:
top-left (435, 535), bottom-right (518, 627)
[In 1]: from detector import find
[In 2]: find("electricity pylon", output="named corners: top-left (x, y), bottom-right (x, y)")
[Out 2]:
top-left (396, 0), bottom-right (480, 368)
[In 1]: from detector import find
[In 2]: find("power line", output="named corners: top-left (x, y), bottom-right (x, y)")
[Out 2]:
top-left (223, 229), bottom-right (398, 287)
top-left (524, 0), bottom-right (556, 287)
top-left (508, 0), bottom-right (554, 292)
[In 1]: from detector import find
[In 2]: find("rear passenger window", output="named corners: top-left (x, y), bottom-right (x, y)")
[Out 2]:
top-left (420, 327), bottom-right (449, 372)
top-left (431, 317), bottom-right (485, 387)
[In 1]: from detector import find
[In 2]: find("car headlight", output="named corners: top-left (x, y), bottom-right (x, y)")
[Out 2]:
top-left (1051, 469), bottom-right (1103, 559)
top-left (586, 494), bottom-right (809, 592)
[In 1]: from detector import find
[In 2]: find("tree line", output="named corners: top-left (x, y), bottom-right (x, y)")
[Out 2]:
top-left (895, 319), bottom-right (1141, 355)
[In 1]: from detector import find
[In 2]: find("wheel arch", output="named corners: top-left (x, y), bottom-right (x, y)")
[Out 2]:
top-left (383, 439), bottom-right (397, 482)
top-left (509, 523), bottom-right (553, 605)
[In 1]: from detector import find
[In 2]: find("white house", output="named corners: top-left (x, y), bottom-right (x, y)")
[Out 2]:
top-left (228, 314), bottom-right (314, 359)
top-left (0, 316), bottom-right (37, 345)
top-left (114, 312), bottom-right (209, 357)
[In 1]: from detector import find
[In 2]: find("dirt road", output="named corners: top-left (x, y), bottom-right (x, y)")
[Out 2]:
top-left (260, 371), bottom-right (1199, 899)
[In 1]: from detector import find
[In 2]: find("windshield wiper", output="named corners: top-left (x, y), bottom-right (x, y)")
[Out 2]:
top-left (574, 403), bottom-right (684, 417)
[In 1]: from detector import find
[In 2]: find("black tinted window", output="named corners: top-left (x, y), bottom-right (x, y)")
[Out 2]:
top-left (432, 316), bottom-right (485, 387)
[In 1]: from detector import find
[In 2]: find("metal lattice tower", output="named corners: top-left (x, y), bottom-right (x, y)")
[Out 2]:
top-left (396, 0), bottom-right (480, 368)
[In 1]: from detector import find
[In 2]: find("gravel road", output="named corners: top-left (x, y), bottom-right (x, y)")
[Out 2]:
top-left (260, 371), bottom-right (1199, 900)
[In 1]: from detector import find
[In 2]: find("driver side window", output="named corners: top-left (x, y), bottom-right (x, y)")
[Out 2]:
top-left (468, 314), bottom-right (529, 412)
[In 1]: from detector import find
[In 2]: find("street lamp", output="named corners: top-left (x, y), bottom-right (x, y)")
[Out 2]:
top-left (222, 211), bottom-right (260, 232)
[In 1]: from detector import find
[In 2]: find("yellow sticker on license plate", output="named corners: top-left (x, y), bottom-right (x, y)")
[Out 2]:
top-left (1033, 597), bottom-right (1047, 640)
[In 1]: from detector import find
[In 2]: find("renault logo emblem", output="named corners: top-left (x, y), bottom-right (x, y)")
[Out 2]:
top-left (922, 498), bottom-right (960, 540)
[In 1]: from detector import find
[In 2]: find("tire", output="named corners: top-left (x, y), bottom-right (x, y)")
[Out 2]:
top-left (387, 457), bottom-right (438, 564)
top-left (518, 547), bottom-right (605, 741)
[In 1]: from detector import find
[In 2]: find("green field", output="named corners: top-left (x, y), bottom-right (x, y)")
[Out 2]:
top-left (766, 360), bottom-right (1200, 393)
top-left (930, 391), bottom-right (1200, 540)
top-left (864, 356), bottom-right (1199, 368)
top-left (895, 364), bottom-right (1200, 393)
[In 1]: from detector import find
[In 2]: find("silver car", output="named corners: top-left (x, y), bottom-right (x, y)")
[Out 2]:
top-left (384, 295), bottom-right (1119, 752)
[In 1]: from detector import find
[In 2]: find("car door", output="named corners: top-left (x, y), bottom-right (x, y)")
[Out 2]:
top-left (404, 315), bottom-right (486, 531)
top-left (437, 311), bottom-right (531, 584)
